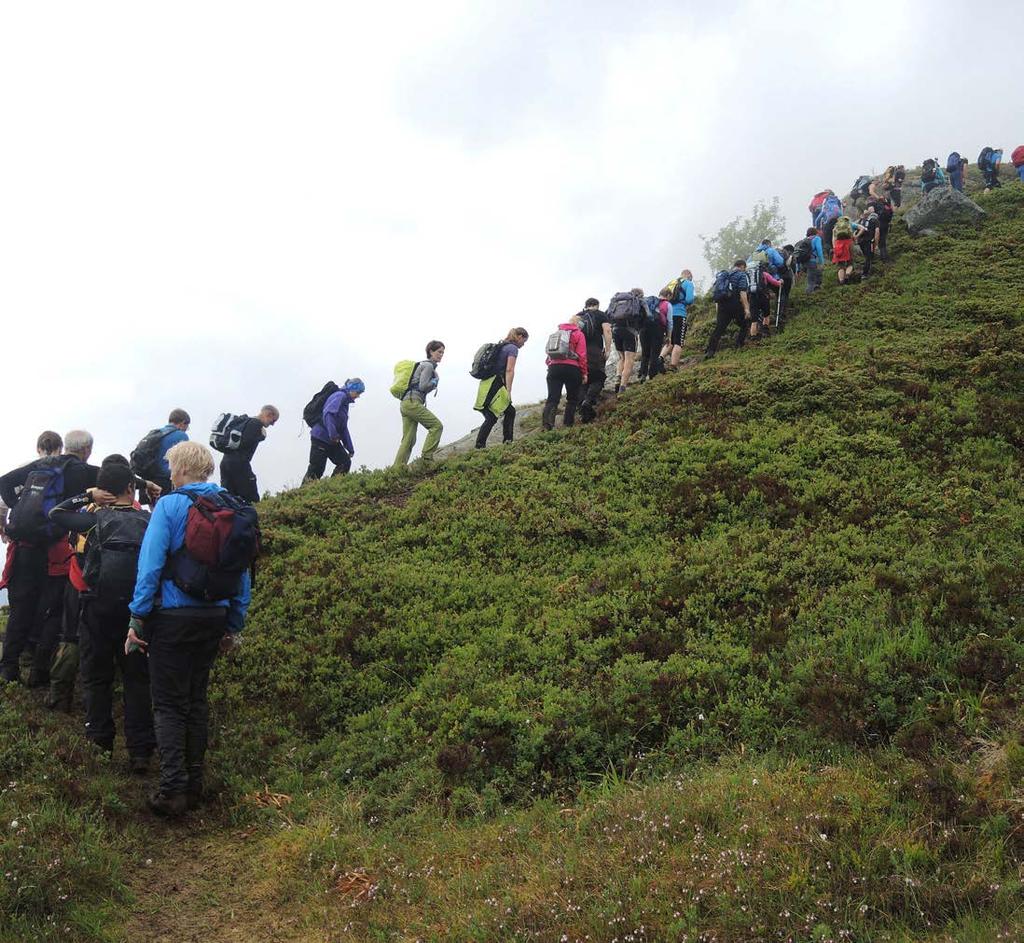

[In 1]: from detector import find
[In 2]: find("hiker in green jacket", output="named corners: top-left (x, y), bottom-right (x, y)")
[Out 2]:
top-left (393, 341), bottom-right (445, 467)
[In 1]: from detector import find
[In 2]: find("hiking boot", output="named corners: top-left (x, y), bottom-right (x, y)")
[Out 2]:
top-left (128, 755), bottom-right (151, 776)
top-left (45, 688), bottom-right (73, 713)
top-left (148, 791), bottom-right (187, 818)
top-left (185, 785), bottom-right (204, 810)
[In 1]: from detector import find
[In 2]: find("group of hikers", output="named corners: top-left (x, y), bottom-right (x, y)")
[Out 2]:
top-left (2, 147), bottom-right (1022, 817)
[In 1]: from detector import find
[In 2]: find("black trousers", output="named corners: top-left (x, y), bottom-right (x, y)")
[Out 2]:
top-left (475, 376), bottom-right (516, 447)
top-left (823, 217), bottom-right (837, 256)
top-left (860, 240), bottom-right (875, 276)
top-left (0, 545), bottom-right (60, 683)
top-left (778, 274), bottom-right (792, 323)
top-left (877, 217), bottom-right (890, 260)
top-left (542, 363), bottom-right (583, 429)
top-left (220, 456), bottom-right (259, 503)
top-left (705, 302), bottom-right (747, 357)
top-left (305, 439), bottom-right (351, 481)
top-left (639, 323), bottom-right (666, 379)
top-left (147, 608), bottom-right (227, 796)
top-left (983, 167), bottom-right (1001, 188)
top-left (80, 600), bottom-right (155, 756)
top-left (580, 363), bottom-right (607, 423)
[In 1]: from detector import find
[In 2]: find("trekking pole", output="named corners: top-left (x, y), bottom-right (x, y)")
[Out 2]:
top-left (774, 290), bottom-right (782, 330)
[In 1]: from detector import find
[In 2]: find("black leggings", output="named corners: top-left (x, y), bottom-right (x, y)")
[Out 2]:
top-left (542, 363), bottom-right (583, 429)
top-left (639, 323), bottom-right (665, 378)
top-left (475, 377), bottom-right (516, 447)
top-left (705, 302), bottom-right (747, 357)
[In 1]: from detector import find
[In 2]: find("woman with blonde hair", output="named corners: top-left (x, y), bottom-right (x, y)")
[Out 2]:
top-left (474, 328), bottom-right (529, 448)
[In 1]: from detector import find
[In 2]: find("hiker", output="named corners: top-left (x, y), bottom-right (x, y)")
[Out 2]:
top-left (662, 271), bottom-right (695, 369)
top-left (856, 207), bottom-right (880, 278)
top-left (474, 329), bottom-right (528, 448)
top-left (977, 147), bottom-right (1003, 189)
top-left (542, 316), bottom-right (588, 430)
top-left (0, 430), bottom-right (101, 687)
top-left (130, 409), bottom-right (190, 503)
top-left (127, 441), bottom-right (254, 816)
top-left (638, 290), bottom-right (669, 382)
top-left (849, 174), bottom-right (873, 210)
top-left (46, 454), bottom-right (160, 713)
top-left (866, 195), bottom-right (894, 262)
top-left (578, 299), bottom-right (613, 424)
top-left (393, 341), bottom-right (445, 467)
top-left (746, 261), bottom-right (783, 338)
top-left (796, 228), bottom-right (824, 293)
top-left (215, 406), bottom-right (279, 504)
top-left (753, 238), bottom-right (785, 276)
top-left (920, 158), bottom-right (946, 194)
top-left (882, 165), bottom-right (906, 207)
top-left (1012, 146), bottom-right (1024, 182)
top-left (814, 191), bottom-right (843, 257)
top-left (808, 190), bottom-right (833, 226)
top-left (946, 152), bottom-right (968, 192)
top-left (704, 261), bottom-right (752, 359)
top-left (777, 246), bottom-right (794, 324)
top-left (607, 289), bottom-right (645, 394)
top-left (49, 462), bottom-right (155, 768)
top-left (832, 215), bottom-right (855, 284)
top-left (305, 379), bottom-right (365, 480)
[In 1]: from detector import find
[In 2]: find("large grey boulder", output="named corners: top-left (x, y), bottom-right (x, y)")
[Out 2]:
top-left (904, 186), bottom-right (985, 235)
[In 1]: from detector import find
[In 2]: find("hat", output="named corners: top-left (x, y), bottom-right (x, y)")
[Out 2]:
top-left (343, 377), bottom-right (366, 394)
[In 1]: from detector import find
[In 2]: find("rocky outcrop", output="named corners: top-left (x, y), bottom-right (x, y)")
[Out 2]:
top-left (904, 186), bottom-right (986, 235)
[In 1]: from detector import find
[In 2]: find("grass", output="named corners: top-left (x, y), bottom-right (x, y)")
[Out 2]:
top-left (2, 177), bottom-right (1024, 942)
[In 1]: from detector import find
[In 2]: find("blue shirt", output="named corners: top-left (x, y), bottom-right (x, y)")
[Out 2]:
top-left (810, 235), bottom-right (824, 264)
top-left (671, 279), bottom-right (695, 318)
top-left (757, 244), bottom-right (785, 273)
top-left (156, 425), bottom-right (189, 477)
top-left (130, 481), bottom-right (251, 631)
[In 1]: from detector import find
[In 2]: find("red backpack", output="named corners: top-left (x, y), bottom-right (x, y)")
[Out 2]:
top-left (1012, 146), bottom-right (1024, 169)
top-left (808, 190), bottom-right (832, 216)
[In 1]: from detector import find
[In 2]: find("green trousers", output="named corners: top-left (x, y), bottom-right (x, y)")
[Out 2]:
top-left (393, 398), bottom-right (443, 467)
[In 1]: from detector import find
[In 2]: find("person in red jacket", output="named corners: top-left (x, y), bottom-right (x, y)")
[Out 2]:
top-left (542, 316), bottom-right (588, 430)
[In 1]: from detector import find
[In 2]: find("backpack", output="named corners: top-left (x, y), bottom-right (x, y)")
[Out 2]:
top-left (607, 292), bottom-right (642, 327)
top-left (834, 216), bottom-right (853, 240)
top-left (868, 197), bottom-right (893, 223)
top-left (209, 414), bottom-right (249, 453)
top-left (792, 238), bottom-right (813, 265)
top-left (167, 490), bottom-right (261, 602)
top-left (1012, 146), bottom-right (1024, 169)
top-left (977, 147), bottom-right (994, 172)
top-left (712, 270), bottom-right (736, 302)
top-left (302, 381), bottom-right (340, 428)
top-left (946, 152), bottom-right (963, 174)
top-left (643, 296), bottom-right (660, 324)
top-left (545, 329), bottom-right (577, 360)
top-left (660, 279), bottom-right (681, 304)
top-left (469, 342), bottom-right (503, 380)
top-left (858, 213), bottom-right (878, 243)
top-left (390, 360), bottom-right (416, 399)
top-left (745, 261), bottom-right (762, 294)
top-left (578, 310), bottom-right (600, 341)
top-left (851, 174), bottom-right (872, 197)
top-left (130, 428), bottom-right (170, 478)
top-left (818, 194), bottom-right (843, 225)
top-left (80, 507), bottom-right (150, 607)
top-left (921, 158), bottom-right (939, 184)
top-left (5, 457), bottom-right (73, 544)
top-left (808, 189), bottom-right (832, 216)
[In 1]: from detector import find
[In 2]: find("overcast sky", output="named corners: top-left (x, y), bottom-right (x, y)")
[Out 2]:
top-left (1, 0), bottom-right (1020, 493)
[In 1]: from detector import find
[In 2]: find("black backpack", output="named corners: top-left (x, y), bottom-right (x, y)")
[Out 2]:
top-left (302, 382), bottom-right (339, 428)
top-left (130, 428), bottom-right (170, 478)
top-left (578, 311), bottom-right (600, 341)
top-left (209, 414), bottom-right (250, 453)
top-left (851, 174), bottom-right (872, 197)
top-left (607, 292), bottom-right (642, 327)
top-left (81, 507), bottom-right (151, 608)
top-left (469, 343), bottom-right (502, 380)
top-left (921, 158), bottom-right (938, 184)
top-left (792, 238), bottom-right (813, 265)
top-left (5, 457), bottom-right (73, 544)
top-left (978, 147), bottom-right (994, 172)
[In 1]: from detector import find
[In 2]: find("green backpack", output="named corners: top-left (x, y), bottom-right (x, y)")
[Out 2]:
top-left (390, 360), bottom-right (416, 399)
top-left (834, 215), bottom-right (853, 240)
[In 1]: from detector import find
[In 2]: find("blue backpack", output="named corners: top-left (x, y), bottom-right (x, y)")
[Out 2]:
top-left (5, 457), bottom-right (72, 544)
top-left (712, 270), bottom-right (735, 302)
top-left (643, 296), bottom-right (661, 324)
top-left (946, 152), bottom-right (962, 173)
top-left (816, 193), bottom-right (842, 226)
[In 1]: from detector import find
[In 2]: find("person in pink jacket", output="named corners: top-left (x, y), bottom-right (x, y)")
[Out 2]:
top-left (542, 316), bottom-right (589, 430)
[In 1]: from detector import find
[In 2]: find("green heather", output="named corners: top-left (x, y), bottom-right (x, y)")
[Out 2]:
top-left (3, 179), bottom-right (1024, 942)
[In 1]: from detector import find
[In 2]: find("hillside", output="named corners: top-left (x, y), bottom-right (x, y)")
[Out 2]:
top-left (3, 178), bottom-right (1024, 943)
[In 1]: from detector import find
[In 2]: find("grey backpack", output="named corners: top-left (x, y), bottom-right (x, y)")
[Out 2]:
top-left (545, 329), bottom-right (575, 360)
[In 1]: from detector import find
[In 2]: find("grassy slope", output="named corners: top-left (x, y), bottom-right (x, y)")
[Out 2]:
top-left (3, 180), bottom-right (1024, 942)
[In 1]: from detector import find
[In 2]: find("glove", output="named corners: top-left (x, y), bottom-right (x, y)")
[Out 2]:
top-left (128, 615), bottom-right (146, 638)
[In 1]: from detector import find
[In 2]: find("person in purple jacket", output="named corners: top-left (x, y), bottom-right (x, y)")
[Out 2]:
top-left (304, 379), bottom-right (365, 481)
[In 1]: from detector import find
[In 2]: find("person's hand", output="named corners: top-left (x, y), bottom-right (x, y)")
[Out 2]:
top-left (348, 450), bottom-right (355, 458)
top-left (144, 480), bottom-right (162, 502)
top-left (219, 633), bottom-right (241, 656)
top-left (89, 488), bottom-right (117, 506)
top-left (125, 616), bottom-right (148, 655)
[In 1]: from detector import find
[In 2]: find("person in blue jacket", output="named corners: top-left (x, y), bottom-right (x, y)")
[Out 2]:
top-left (126, 440), bottom-right (251, 817)
top-left (754, 239), bottom-right (785, 275)
top-left (665, 270), bottom-right (695, 369)
top-left (805, 227), bottom-right (825, 293)
top-left (304, 379), bottom-right (365, 481)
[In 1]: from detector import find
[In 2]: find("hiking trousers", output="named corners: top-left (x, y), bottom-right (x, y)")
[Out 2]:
top-left (475, 377), bottom-right (516, 447)
top-left (705, 302), bottom-right (747, 357)
top-left (805, 261), bottom-right (822, 292)
top-left (47, 583), bottom-right (84, 708)
top-left (639, 323), bottom-right (666, 379)
top-left (860, 241), bottom-right (875, 276)
top-left (0, 545), bottom-right (58, 683)
top-left (80, 599), bottom-right (155, 757)
top-left (147, 608), bottom-right (226, 796)
top-left (220, 455), bottom-right (259, 504)
top-left (543, 363), bottom-right (583, 429)
top-left (305, 439), bottom-right (351, 481)
top-left (877, 217), bottom-right (890, 260)
top-left (580, 363), bottom-right (607, 424)
top-left (394, 398), bottom-right (443, 466)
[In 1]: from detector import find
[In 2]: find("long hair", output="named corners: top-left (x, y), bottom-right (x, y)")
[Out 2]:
top-left (505, 328), bottom-right (529, 343)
